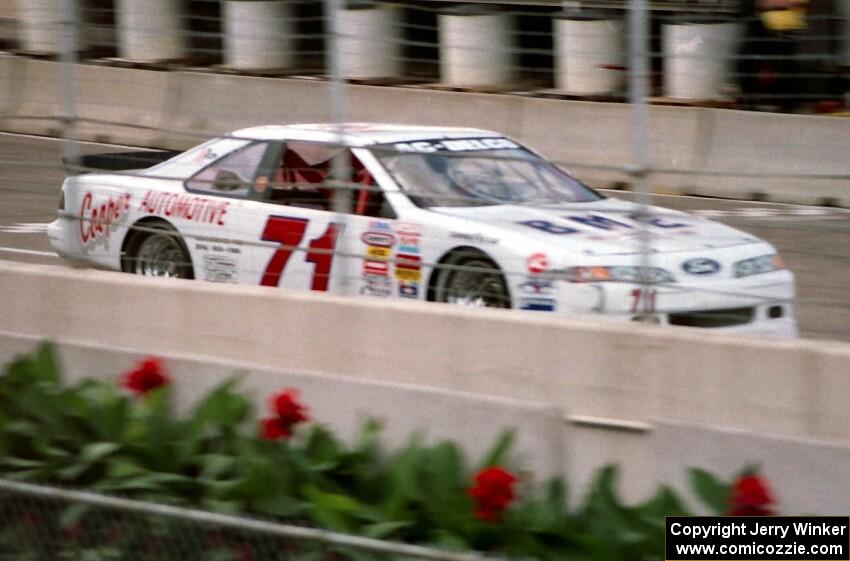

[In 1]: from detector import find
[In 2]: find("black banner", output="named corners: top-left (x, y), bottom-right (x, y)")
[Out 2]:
top-left (666, 517), bottom-right (850, 560)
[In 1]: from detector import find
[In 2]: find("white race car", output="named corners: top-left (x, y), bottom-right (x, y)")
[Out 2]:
top-left (48, 123), bottom-right (797, 336)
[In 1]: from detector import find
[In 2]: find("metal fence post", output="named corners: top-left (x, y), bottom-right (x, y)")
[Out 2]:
top-left (627, 0), bottom-right (653, 316)
top-left (324, 0), bottom-right (353, 292)
top-left (59, 0), bottom-right (79, 169)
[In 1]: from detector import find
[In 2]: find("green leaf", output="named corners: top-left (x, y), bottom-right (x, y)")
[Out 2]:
top-left (1, 457), bottom-right (44, 469)
top-left (190, 377), bottom-right (250, 427)
top-left (304, 486), bottom-right (362, 532)
top-left (688, 468), bottom-right (730, 515)
top-left (478, 429), bottom-right (515, 469)
top-left (252, 493), bottom-right (308, 518)
top-left (3, 342), bottom-right (61, 385)
top-left (81, 442), bottom-right (121, 463)
top-left (59, 503), bottom-right (89, 529)
top-left (362, 521), bottom-right (413, 539)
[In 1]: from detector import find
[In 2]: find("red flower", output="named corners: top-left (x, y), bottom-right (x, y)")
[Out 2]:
top-left (122, 357), bottom-right (169, 396)
top-left (467, 466), bottom-right (519, 522)
top-left (259, 389), bottom-right (309, 440)
top-left (728, 475), bottom-right (776, 516)
top-left (260, 417), bottom-right (292, 440)
top-left (272, 389), bottom-right (309, 426)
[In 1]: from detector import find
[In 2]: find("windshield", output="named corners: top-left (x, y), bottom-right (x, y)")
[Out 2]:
top-left (373, 141), bottom-right (603, 208)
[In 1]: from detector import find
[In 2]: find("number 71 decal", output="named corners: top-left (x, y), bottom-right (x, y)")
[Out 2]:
top-left (260, 216), bottom-right (342, 291)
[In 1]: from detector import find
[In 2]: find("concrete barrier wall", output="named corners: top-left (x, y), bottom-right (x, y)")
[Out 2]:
top-left (4, 256), bottom-right (850, 498)
top-left (0, 56), bottom-right (847, 205)
top-left (653, 421), bottom-right (850, 515)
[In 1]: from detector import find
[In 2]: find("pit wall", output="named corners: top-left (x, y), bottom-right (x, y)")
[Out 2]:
top-left (0, 55), bottom-right (847, 206)
top-left (2, 259), bottom-right (850, 510)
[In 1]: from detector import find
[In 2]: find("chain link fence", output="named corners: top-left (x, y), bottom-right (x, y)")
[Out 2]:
top-left (0, 478), bottom-right (507, 561)
top-left (2, 1), bottom-right (847, 106)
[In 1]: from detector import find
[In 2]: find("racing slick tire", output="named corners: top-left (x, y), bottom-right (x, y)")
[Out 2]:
top-left (121, 220), bottom-right (195, 280)
top-left (431, 249), bottom-right (511, 309)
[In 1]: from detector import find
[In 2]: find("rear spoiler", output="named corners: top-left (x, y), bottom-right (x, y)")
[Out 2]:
top-left (63, 150), bottom-right (180, 175)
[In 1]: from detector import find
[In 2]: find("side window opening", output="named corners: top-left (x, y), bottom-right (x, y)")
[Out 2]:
top-left (185, 142), bottom-right (269, 197)
top-left (267, 142), bottom-right (396, 219)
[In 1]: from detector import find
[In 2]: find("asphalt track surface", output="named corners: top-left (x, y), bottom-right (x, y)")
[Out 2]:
top-left (1, 132), bottom-right (848, 343)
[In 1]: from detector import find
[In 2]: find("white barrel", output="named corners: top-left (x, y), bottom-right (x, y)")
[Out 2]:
top-left (116, 0), bottom-right (185, 62)
top-left (554, 15), bottom-right (624, 95)
top-left (224, 0), bottom-right (295, 70)
top-left (338, 3), bottom-right (401, 79)
top-left (439, 11), bottom-right (514, 87)
top-left (663, 19), bottom-right (741, 100)
top-left (17, 0), bottom-right (85, 54)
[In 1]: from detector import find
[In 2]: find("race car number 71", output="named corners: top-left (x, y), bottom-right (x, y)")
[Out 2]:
top-left (260, 216), bottom-right (342, 291)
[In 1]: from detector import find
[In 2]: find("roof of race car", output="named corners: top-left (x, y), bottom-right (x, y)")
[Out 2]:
top-left (229, 123), bottom-right (503, 146)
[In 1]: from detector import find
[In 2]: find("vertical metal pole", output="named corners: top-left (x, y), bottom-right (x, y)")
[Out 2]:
top-left (59, 0), bottom-right (80, 169)
top-left (324, 0), bottom-right (352, 291)
top-left (627, 0), bottom-right (653, 316)
top-left (325, 0), bottom-right (349, 215)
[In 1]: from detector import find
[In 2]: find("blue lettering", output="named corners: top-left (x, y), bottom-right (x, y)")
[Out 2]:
top-left (518, 220), bottom-right (579, 235)
top-left (649, 217), bottom-right (687, 229)
top-left (628, 213), bottom-right (687, 229)
top-left (568, 214), bottom-right (633, 231)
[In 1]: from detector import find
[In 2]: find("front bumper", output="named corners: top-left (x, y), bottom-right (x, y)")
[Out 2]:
top-left (547, 269), bottom-right (798, 337)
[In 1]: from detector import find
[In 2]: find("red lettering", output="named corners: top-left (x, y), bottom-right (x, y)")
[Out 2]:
top-left (162, 193), bottom-right (173, 216)
top-left (139, 190), bottom-right (155, 213)
top-left (217, 202), bottom-right (229, 226)
top-left (79, 191), bottom-right (132, 244)
top-left (79, 192), bottom-right (92, 242)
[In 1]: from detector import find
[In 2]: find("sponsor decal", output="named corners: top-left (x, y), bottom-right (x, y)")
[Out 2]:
top-left (395, 253), bottom-right (422, 282)
top-left (79, 192), bottom-right (132, 244)
top-left (520, 297), bottom-right (556, 312)
top-left (369, 220), bottom-right (392, 232)
top-left (449, 232), bottom-right (499, 244)
top-left (364, 260), bottom-right (389, 276)
top-left (360, 221), bottom-right (396, 296)
top-left (202, 254), bottom-right (238, 283)
top-left (519, 213), bottom-right (688, 236)
top-left (519, 278), bottom-right (554, 295)
top-left (139, 190), bottom-right (229, 226)
top-left (390, 137), bottom-right (519, 153)
top-left (360, 231), bottom-right (395, 248)
top-left (366, 246), bottom-right (391, 260)
top-left (399, 282), bottom-right (419, 299)
top-left (360, 274), bottom-right (392, 297)
top-left (525, 253), bottom-right (549, 274)
top-left (682, 257), bottom-right (721, 275)
top-left (193, 147), bottom-right (219, 164)
top-left (394, 222), bottom-right (422, 293)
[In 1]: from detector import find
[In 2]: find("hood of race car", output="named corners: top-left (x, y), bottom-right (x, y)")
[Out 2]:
top-left (430, 197), bottom-right (760, 256)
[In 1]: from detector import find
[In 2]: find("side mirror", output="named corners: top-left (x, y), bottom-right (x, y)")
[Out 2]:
top-left (212, 169), bottom-right (246, 192)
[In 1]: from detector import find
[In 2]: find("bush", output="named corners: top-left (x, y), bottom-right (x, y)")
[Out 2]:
top-left (0, 343), bottom-right (777, 560)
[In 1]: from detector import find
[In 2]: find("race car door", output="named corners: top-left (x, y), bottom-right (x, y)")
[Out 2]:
top-left (243, 141), bottom-right (401, 296)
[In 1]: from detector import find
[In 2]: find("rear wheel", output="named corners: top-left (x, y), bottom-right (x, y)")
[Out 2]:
top-left (432, 251), bottom-right (511, 308)
top-left (122, 222), bottom-right (194, 279)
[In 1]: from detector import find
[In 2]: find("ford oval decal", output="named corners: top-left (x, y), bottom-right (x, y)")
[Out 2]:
top-left (682, 258), bottom-right (721, 275)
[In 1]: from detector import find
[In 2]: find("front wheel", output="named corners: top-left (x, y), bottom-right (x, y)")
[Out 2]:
top-left (122, 222), bottom-right (194, 279)
top-left (432, 252), bottom-right (511, 308)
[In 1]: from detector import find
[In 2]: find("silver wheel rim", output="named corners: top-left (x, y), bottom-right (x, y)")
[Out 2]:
top-left (134, 233), bottom-right (186, 278)
top-left (438, 258), bottom-right (509, 308)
